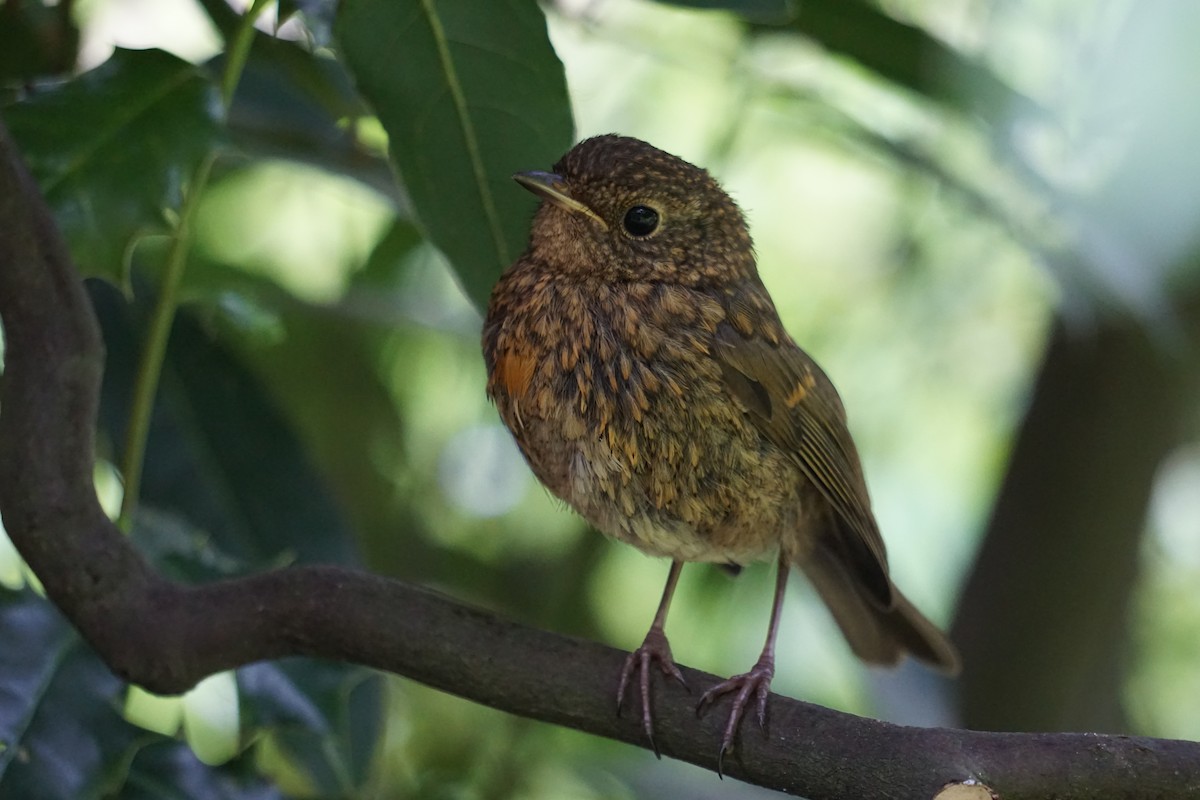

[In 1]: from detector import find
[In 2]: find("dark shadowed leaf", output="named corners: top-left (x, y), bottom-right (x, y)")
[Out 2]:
top-left (122, 741), bottom-right (283, 800)
top-left (88, 279), bottom-right (360, 567)
top-left (86, 279), bottom-right (385, 793)
top-left (0, 589), bottom-right (140, 799)
top-left (239, 661), bottom-right (383, 794)
top-left (0, 0), bottom-right (79, 82)
top-left (335, 0), bottom-right (574, 309)
top-left (0, 582), bottom-right (334, 800)
top-left (3, 48), bottom-right (222, 287)
top-left (227, 35), bottom-right (365, 134)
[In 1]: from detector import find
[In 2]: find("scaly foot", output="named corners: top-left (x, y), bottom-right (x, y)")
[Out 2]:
top-left (616, 626), bottom-right (689, 757)
top-left (696, 655), bottom-right (775, 776)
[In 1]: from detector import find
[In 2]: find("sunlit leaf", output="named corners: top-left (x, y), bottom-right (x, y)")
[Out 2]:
top-left (3, 48), bottom-right (222, 287)
top-left (182, 672), bottom-right (241, 766)
top-left (335, 0), bottom-right (574, 309)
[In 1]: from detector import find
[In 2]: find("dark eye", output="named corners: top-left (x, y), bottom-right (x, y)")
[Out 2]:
top-left (622, 205), bottom-right (660, 237)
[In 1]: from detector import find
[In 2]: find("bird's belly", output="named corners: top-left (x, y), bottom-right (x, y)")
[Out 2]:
top-left (511, 382), bottom-right (800, 565)
top-left (585, 440), bottom-right (797, 563)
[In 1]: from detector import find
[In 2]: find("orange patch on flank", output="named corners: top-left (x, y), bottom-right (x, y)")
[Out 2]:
top-left (495, 350), bottom-right (536, 398)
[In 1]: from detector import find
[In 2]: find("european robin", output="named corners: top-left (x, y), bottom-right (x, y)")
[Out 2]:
top-left (482, 134), bottom-right (959, 767)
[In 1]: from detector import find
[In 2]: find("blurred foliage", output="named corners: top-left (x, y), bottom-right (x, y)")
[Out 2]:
top-left (0, 0), bottom-right (1198, 797)
top-left (0, 0), bottom-right (78, 83)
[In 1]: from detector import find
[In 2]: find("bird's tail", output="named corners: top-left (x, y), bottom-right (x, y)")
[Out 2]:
top-left (797, 542), bottom-right (961, 674)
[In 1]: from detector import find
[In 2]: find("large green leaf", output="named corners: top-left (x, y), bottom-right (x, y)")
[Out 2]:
top-left (2, 48), bottom-right (222, 286)
top-left (335, 0), bottom-right (574, 309)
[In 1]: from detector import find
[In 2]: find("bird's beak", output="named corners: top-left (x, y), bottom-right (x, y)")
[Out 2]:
top-left (513, 171), bottom-right (609, 230)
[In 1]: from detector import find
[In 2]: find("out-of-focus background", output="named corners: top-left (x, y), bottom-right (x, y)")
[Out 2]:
top-left (1, 0), bottom-right (1198, 797)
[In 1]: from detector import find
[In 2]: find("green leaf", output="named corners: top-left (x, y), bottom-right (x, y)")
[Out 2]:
top-left (122, 741), bottom-right (284, 800)
top-left (3, 48), bottom-right (222, 286)
top-left (0, 589), bottom-right (140, 800)
top-left (335, 0), bottom-right (574, 309)
top-left (88, 279), bottom-right (362, 567)
top-left (221, 303), bottom-right (410, 564)
top-left (87, 280), bottom-right (387, 792)
top-left (0, 584), bottom-right (309, 800)
top-left (239, 661), bottom-right (383, 794)
top-left (228, 35), bottom-right (366, 129)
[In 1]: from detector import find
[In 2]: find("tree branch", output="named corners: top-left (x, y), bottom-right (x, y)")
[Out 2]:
top-left (1, 120), bottom-right (1198, 799)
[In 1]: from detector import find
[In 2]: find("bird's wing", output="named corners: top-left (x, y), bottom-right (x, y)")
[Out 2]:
top-left (713, 319), bottom-right (893, 608)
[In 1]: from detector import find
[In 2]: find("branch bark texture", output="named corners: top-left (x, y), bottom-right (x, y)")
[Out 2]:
top-left (1, 120), bottom-right (1198, 799)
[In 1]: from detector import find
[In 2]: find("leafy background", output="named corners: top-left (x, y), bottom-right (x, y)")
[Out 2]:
top-left (1, 0), bottom-right (1199, 797)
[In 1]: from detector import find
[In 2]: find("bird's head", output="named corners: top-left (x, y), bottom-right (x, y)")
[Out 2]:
top-left (514, 134), bottom-right (757, 287)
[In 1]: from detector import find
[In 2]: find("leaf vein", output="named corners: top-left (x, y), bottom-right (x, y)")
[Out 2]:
top-left (417, 0), bottom-right (510, 268)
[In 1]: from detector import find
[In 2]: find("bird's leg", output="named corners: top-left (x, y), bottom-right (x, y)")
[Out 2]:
top-left (697, 553), bottom-right (789, 775)
top-left (617, 559), bottom-right (688, 756)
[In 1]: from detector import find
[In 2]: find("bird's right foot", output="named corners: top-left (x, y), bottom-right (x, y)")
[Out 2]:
top-left (696, 653), bottom-right (775, 777)
top-left (616, 626), bottom-right (689, 757)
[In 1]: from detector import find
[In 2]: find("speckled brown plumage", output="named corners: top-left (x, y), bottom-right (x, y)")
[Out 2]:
top-left (483, 134), bottom-right (958, 766)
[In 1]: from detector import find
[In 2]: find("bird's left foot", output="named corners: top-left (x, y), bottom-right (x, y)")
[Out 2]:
top-left (696, 655), bottom-right (775, 776)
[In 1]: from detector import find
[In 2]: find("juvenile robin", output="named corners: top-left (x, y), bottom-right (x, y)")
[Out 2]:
top-left (482, 134), bottom-right (959, 766)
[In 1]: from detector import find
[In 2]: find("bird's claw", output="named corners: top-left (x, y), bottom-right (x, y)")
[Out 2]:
top-left (696, 658), bottom-right (775, 778)
top-left (616, 627), bottom-right (688, 758)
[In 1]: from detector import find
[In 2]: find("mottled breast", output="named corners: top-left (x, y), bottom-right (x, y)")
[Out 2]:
top-left (484, 269), bottom-right (799, 564)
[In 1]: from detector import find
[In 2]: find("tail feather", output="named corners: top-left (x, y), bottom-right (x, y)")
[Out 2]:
top-left (798, 542), bottom-right (960, 675)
